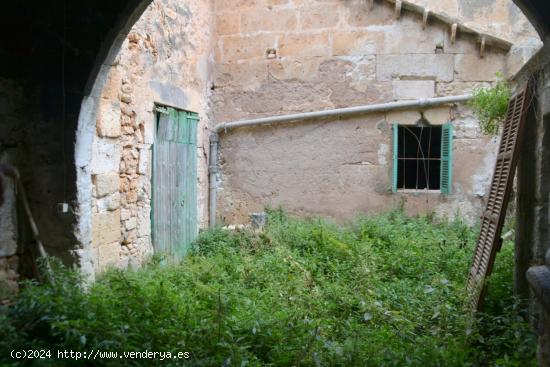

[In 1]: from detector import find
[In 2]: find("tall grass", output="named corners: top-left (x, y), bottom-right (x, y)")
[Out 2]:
top-left (0, 210), bottom-right (536, 366)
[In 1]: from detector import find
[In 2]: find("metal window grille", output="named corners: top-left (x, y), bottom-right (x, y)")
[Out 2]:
top-left (392, 122), bottom-right (453, 193)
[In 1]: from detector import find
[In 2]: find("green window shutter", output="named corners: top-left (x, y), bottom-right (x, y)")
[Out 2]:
top-left (392, 123), bottom-right (398, 193)
top-left (440, 122), bottom-right (453, 195)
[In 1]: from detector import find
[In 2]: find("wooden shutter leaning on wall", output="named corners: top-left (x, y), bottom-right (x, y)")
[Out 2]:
top-left (466, 82), bottom-right (532, 311)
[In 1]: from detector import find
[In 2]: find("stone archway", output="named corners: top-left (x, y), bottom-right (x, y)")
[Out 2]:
top-left (512, 0), bottom-right (550, 41)
top-left (73, 0), bottom-right (153, 279)
top-left (0, 0), bottom-right (152, 283)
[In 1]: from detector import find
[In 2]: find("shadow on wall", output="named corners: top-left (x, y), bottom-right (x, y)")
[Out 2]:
top-left (0, 0), bottom-right (152, 282)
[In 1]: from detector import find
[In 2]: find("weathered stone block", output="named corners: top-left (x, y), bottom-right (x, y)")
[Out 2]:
top-left (216, 61), bottom-right (267, 89)
top-left (220, 34), bottom-right (278, 61)
top-left (332, 30), bottom-right (384, 56)
top-left (424, 107), bottom-right (451, 125)
top-left (101, 68), bottom-right (122, 100)
top-left (435, 81), bottom-right (491, 96)
top-left (137, 210), bottom-right (151, 237)
top-left (125, 217), bottom-right (137, 231)
top-left (143, 120), bottom-right (155, 145)
top-left (122, 125), bottom-right (134, 135)
top-left (217, 13), bottom-right (240, 35)
top-left (121, 83), bottom-right (133, 94)
top-left (344, 2), bottom-right (393, 27)
top-left (121, 208), bottom-right (131, 221)
top-left (279, 33), bottom-right (330, 58)
top-left (96, 100), bottom-right (121, 138)
top-left (240, 9), bottom-right (297, 32)
top-left (121, 104), bottom-right (134, 117)
top-left (93, 172), bottom-right (120, 198)
top-left (123, 229), bottom-right (137, 245)
top-left (91, 138), bottom-right (121, 175)
top-left (377, 54), bottom-right (454, 82)
top-left (92, 209), bottom-right (121, 247)
top-left (386, 110), bottom-right (422, 125)
top-left (96, 192), bottom-right (121, 212)
top-left (459, 0), bottom-right (509, 23)
top-left (300, 5), bottom-right (340, 30)
top-left (382, 18), bottom-right (445, 54)
top-left (138, 148), bottom-right (150, 175)
top-left (411, 0), bottom-right (458, 17)
top-left (443, 31), bottom-right (479, 55)
top-left (126, 190), bottom-right (138, 204)
top-left (97, 242), bottom-right (121, 270)
top-left (393, 80), bottom-right (435, 100)
top-left (120, 93), bottom-right (132, 104)
top-left (267, 57), bottom-right (320, 82)
top-left (454, 53), bottom-right (506, 82)
top-left (349, 58), bottom-right (377, 87)
top-left (215, 0), bottom-right (256, 11)
top-left (266, 0), bottom-right (287, 6)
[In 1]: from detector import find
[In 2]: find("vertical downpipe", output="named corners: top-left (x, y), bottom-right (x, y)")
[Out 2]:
top-left (208, 132), bottom-right (219, 228)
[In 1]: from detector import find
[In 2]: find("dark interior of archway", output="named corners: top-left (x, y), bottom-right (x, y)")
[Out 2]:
top-left (0, 0), bottom-right (148, 271)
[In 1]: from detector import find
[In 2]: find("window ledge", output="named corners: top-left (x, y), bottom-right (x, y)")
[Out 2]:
top-left (396, 189), bottom-right (442, 194)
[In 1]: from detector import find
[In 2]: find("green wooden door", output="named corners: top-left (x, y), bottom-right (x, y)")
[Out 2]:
top-left (152, 107), bottom-right (198, 259)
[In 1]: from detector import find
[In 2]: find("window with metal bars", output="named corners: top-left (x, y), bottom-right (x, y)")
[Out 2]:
top-left (392, 122), bottom-right (453, 194)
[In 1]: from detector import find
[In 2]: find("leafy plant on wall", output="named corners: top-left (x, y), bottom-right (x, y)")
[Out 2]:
top-left (470, 73), bottom-right (511, 135)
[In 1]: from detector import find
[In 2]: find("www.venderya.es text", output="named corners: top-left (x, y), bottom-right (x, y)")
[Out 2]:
top-left (11, 349), bottom-right (190, 361)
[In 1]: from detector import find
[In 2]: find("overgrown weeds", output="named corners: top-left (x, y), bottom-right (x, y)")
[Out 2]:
top-left (0, 210), bottom-right (536, 366)
top-left (469, 74), bottom-right (512, 135)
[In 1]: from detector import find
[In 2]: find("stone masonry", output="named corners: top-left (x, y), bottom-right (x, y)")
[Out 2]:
top-left (0, 78), bottom-right (24, 300)
top-left (90, 0), bottom-right (214, 271)
top-left (87, 0), bottom-right (540, 272)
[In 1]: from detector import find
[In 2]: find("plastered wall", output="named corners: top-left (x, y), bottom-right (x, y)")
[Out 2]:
top-left (211, 0), bottom-right (532, 224)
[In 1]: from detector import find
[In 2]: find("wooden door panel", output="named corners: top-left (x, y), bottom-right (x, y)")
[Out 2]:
top-left (152, 108), bottom-right (198, 259)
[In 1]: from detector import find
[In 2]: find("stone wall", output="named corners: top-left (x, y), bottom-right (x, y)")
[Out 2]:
top-left (0, 77), bottom-right (23, 300)
top-left (515, 42), bottom-right (550, 366)
top-left (211, 0), bottom-right (525, 224)
top-left (90, 0), bottom-right (214, 271)
top-left (400, 0), bottom-right (541, 75)
top-left (86, 0), bottom-right (540, 270)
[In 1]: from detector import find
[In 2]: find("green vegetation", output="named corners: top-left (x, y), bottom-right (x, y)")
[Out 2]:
top-left (470, 75), bottom-right (512, 135)
top-left (0, 210), bottom-right (536, 366)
